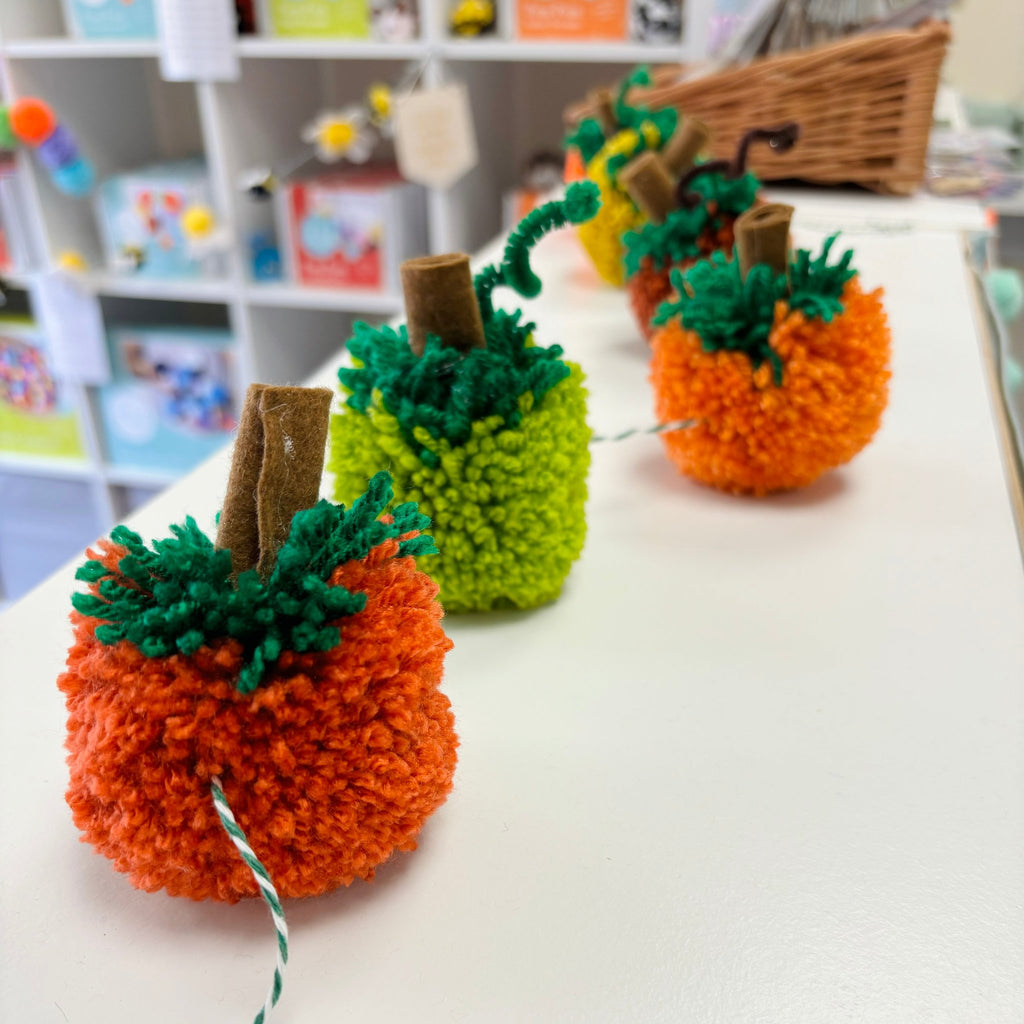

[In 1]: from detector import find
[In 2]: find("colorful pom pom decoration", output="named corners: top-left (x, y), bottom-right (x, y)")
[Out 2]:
top-left (332, 182), bottom-right (600, 613)
top-left (649, 205), bottom-right (892, 495)
top-left (7, 96), bottom-right (94, 197)
top-left (621, 124), bottom-right (799, 341)
top-left (59, 384), bottom-right (457, 1017)
top-left (565, 67), bottom-right (679, 287)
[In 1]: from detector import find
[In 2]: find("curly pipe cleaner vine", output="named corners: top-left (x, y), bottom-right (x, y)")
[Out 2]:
top-left (474, 181), bottom-right (601, 321)
top-left (675, 123), bottom-right (800, 209)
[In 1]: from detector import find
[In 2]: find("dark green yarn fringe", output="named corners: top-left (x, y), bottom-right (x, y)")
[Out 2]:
top-left (697, 170), bottom-right (760, 215)
top-left (72, 471), bottom-right (435, 694)
top-left (563, 65), bottom-right (678, 168)
top-left (622, 168), bottom-right (760, 278)
top-left (623, 205), bottom-right (706, 277)
top-left (342, 183), bottom-right (601, 466)
top-left (652, 234), bottom-right (857, 385)
top-left (341, 311), bottom-right (570, 466)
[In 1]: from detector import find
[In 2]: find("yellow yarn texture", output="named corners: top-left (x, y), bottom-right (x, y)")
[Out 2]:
top-left (577, 123), bottom-right (662, 287)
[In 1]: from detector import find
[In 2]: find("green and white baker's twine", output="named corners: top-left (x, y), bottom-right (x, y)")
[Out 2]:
top-left (210, 777), bottom-right (289, 1024)
top-left (591, 418), bottom-right (697, 443)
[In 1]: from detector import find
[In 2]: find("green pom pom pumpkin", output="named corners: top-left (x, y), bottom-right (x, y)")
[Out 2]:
top-left (332, 184), bottom-right (598, 612)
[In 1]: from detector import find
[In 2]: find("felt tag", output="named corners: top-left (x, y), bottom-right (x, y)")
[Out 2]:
top-left (31, 272), bottom-right (110, 385)
top-left (393, 83), bottom-right (478, 189)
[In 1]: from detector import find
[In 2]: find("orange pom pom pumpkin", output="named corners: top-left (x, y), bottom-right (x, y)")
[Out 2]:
top-left (58, 387), bottom-right (457, 903)
top-left (650, 226), bottom-right (891, 496)
top-left (60, 532), bottom-right (456, 903)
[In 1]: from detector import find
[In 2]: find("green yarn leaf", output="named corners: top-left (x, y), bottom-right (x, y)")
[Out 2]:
top-left (622, 167), bottom-right (762, 279)
top-left (562, 64), bottom-right (677, 170)
top-left (696, 170), bottom-right (760, 216)
top-left (341, 311), bottom-right (570, 464)
top-left (623, 205), bottom-right (709, 277)
top-left (72, 472), bottom-right (434, 693)
top-left (652, 234), bottom-right (858, 386)
top-left (474, 181), bottom-right (600, 320)
top-left (613, 66), bottom-right (677, 142)
top-left (789, 233), bottom-right (855, 322)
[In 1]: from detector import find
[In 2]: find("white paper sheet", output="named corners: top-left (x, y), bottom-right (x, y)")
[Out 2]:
top-left (30, 272), bottom-right (111, 386)
top-left (156, 0), bottom-right (240, 83)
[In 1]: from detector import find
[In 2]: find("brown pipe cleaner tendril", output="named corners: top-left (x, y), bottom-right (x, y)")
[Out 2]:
top-left (675, 123), bottom-right (800, 209)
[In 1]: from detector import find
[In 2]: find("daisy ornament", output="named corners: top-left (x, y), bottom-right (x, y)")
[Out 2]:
top-left (303, 107), bottom-right (376, 164)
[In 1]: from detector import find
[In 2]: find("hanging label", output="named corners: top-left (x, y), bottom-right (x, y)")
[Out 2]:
top-left (155, 0), bottom-right (240, 82)
top-left (392, 82), bottom-right (478, 190)
top-left (31, 272), bottom-right (110, 386)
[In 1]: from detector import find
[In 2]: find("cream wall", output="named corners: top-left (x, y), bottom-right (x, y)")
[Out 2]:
top-left (944, 0), bottom-right (1024, 104)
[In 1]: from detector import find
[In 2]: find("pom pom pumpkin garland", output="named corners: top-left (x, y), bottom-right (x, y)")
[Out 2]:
top-left (621, 124), bottom-right (800, 340)
top-left (60, 385), bottom-right (457, 904)
top-left (333, 182), bottom-right (600, 613)
top-left (650, 205), bottom-right (892, 495)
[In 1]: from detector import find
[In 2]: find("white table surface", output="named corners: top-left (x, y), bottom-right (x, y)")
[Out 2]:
top-left (2, 220), bottom-right (1023, 1024)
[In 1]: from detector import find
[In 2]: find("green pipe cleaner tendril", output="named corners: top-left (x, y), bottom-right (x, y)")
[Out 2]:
top-left (72, 472), bottom-right (435, 692)
top-left (651, 233), bottom-right (857, 386)
top-left (474, 180), bottom-right (600, 320)
top-left (564, 117), bottom-right (606, 165)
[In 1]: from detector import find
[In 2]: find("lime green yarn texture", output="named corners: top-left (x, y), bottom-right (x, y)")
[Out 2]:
top-left (332, 365), bottom-right (591, 613)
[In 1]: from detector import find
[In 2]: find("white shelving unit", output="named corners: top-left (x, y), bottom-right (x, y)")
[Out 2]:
top-left (0, 0), bottom-right (714, 601)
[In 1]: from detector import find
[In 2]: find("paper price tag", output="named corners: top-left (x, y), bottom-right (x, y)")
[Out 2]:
top-left (31, 272), bottom-right (111, 386)
top-left (393, 82), bottom-right (479, 190)
top-left (156, 0), bottom-right (240, 82)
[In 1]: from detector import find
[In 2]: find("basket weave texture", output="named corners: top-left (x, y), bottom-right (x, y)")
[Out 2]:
top-left (621, 21), bottom-right (950, 195)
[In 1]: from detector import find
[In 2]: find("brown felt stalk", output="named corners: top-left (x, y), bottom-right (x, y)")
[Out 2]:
top-left (588, 87), bottom-right (618, 136)
top-left (735, 202), bottom-right (794, 280)
top-left (660, 116), bottom-right (710, 177)
top-left (216, 383), bottom-right (332, 578)
top-left (401, 253), bottom-right (486, 356)
top-left (619, 150), bottom-right (677, 225)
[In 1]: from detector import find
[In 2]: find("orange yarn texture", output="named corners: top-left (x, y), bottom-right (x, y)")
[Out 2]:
top-left (59, 537), bottom-right (457, 903)
top-left (627, 261), bottom-right (674, 341)
top-left (650, 279), bottom-right (891, 495)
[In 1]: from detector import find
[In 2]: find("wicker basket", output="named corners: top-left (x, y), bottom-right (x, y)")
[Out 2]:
top-left (574, 20), bottom-right (951, 196)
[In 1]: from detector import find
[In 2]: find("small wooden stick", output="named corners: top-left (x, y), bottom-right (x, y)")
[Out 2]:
top-left (588, 87), bottom-right (617, 136)
top-left (735, 203), bottom-right (794, 280)
top-left (401, 253), bottom-right (486, 356)
top-left (217, 383), bottom-right (332, 578)
top-left (619, 151), bottom-right (676, 225)
top-left (661, 117), bottom-right (711, 178)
